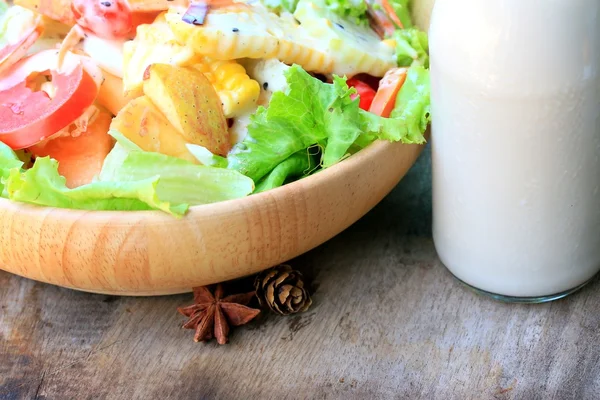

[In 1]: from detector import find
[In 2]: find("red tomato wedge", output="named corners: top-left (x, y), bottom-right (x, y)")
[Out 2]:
top-left (369, 67), bottom-right (408, 118)
top-left (0, 50), bottom-right (101, 150)
top-left (347, 78), bottom-right (377, 111)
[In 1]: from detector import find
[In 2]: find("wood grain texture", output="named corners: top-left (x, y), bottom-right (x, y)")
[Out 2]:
top-left (5, 1), bottom-right (597, 398)
top-left (0, 140), bottom-right (424, 296)
top-left (1, 146), bottom-right (599, 400)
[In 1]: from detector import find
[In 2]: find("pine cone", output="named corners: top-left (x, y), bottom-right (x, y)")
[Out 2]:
top-left (254, 265), bottom-right (312, 315)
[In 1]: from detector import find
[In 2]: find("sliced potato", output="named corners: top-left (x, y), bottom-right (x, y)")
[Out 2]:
top-left (110, 95), bottom-right (198, 163)
top-left (142, 63), bottom-right (230, 156)
top-left (97, 71), bottom-right (140, 116)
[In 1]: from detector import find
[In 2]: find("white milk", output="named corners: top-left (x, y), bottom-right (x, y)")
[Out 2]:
top-left (430, 0), bottom-right (600, 298)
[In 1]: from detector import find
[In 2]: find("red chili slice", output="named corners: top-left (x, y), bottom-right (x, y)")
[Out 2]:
top-left (0, 64), bottom-right (98, 149)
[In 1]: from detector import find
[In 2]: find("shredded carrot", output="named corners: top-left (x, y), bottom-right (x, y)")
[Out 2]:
top-left (380, 0), bottom-right (404, 30)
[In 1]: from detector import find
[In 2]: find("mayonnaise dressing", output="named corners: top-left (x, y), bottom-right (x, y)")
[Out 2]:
top-left (430, 0), bottom-right (600, 297)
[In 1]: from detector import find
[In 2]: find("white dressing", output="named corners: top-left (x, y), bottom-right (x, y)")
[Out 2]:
top-left (430, 0), bottom-right (600, 298)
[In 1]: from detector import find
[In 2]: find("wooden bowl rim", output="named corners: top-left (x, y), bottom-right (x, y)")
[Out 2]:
top-left (0, 139), bottom-right (399, 223)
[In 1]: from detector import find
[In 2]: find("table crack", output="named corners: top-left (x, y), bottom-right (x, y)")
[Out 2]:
top-left (33, 370), bottom-right (46, 400)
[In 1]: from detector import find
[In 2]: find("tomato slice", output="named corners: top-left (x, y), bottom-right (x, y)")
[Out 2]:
top-left (347, 78), bottom-right (377, 111)
top-left (0, 52), bottom-right (100, 150)
top-left (369, 68), bottom-right (408, 118)
top-left (0, 26), bottom-right (42, 75)
top-left (0, 49), bottom-right (103, 92)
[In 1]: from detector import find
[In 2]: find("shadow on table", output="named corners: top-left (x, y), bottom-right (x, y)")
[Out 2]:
top-left (292, 143), bottom-right (433, 289)
top-left (368, 141), bottom-right (433, 237)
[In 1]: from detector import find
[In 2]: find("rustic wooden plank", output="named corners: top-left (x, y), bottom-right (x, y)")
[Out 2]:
top-left (1, 147), bottom-right (600, 400)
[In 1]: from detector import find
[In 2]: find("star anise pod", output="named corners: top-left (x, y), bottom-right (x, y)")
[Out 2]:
top-left (177, 284), bottom-right (260, 345)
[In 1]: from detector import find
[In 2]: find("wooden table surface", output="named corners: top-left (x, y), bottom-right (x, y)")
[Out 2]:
top-left (1, 146), bottom-right (599, 400)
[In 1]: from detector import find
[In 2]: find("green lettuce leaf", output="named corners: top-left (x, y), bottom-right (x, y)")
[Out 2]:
top-left (0, 142), bottom-right (24, 195)
top-left (387, 0), bottom-right (413, 29)
top-left (186, 144), bottom-right (228, 168)
top-left (323, 0), bottom-right (369, 27)
top-left (394, 28), bottom-right (429, 67)
top-left (259, 0), bottom-right (299, 14)
top-left (97, 131), bottom-right (255, 208)
top-left (261, 0), bottom-right (368, 26)
top-left (5, 157), bottom-right (180, 214)
top-left (355, 65), bottom-right (430, 148)
top-left (389, 65), bottom-right (431, 131)
top-left (227, 64), bottom-right (428, 184)
top-left (227, 65), bottom-right (360, 182)
top-left (261, 0), bottom-right (417, 37)
top-left (110, 151), bottom-right (254, 206)
top-left (0, 131), bottom-right (254, 216)
top-left (96, 130), bottom-right (142, 181)
top-left (254, 149), bottom-right (319, 193)
top-left (320, 0), bottom-right (414, 30)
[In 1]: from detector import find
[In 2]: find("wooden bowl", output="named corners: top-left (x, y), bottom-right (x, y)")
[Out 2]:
top-left (0, 1), bottom-right (435, 296)
top-left (0, 140), bottom-right (425, 295)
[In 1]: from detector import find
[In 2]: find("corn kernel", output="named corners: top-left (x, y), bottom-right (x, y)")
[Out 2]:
top-left (192, 57), bottom-right (260, 118)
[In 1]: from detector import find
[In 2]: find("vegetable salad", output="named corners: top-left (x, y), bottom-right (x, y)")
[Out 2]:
top-left (0, 0), bottom-right (430, 216)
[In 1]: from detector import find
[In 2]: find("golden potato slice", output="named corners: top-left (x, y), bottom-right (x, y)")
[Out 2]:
top-left (142, 63), bottom-right (230, 156)
top-left (110, 96), bottom-right (198, 163)
top-left (98, 71), bottom-right (141, 116)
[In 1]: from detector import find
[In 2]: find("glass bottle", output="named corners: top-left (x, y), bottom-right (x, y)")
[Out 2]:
top-left (429, 0), bottom-right (600, 302)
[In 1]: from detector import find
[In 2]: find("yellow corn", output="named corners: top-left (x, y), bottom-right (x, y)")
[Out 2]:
top-left (122, 14), bottom-right (196, 95)
top-left (122, 11), bottom-right (259, 118)
top-left (165, 7), bottom-right (334, 74)
top-left (192, 57), bottom-right (260, 118)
